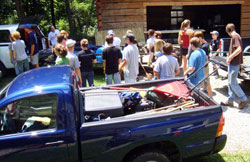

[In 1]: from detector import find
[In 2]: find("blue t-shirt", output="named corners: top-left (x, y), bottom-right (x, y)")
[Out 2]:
top-left (27, 32), bottom-right (39, 55)
top-left (188, 49), bottom-right (206, 85)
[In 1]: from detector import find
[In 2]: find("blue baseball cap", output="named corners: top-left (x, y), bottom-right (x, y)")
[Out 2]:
top-left (24, 24), bottom-right (32, 29)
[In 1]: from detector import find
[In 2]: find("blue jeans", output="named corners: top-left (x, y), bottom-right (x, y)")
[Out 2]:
top-left (105, 72), bottom-right (121, 85)
top-left (81, 71), bottom-right (94, 87)
top-left (16, 59), bottom-right (29, 75)
top-left (228, 64), bottom-right (247, 103)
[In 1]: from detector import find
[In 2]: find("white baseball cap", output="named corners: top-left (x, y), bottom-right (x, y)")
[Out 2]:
top-left (210, 30), bottom-right (219, 36)
top-left (107, 30), bottom-right (114, 35)
top-left (66, 39), bottom-right (76, 47)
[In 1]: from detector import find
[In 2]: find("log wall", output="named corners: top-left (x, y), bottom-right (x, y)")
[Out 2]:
top-left (97, 0), bottom-right (250, 37)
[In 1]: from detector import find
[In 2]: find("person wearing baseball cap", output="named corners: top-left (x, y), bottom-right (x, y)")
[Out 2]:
top-left (104, 29), bottom-right (121, 49)
top-left (63, 39), bottom-right (82, 86)
top-left (210, 30), bottom-right (219, 36)
top-left (119, 34), bottom-right (139, 83)
top-left (210, 30), bottom-right (221, 78)
top-left (24, 24), bottom-right (40, 68)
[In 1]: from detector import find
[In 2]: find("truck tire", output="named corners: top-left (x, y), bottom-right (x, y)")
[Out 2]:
top-left (130, 150), bottom-right (171, 162)
top-left (0, 62), bottom-right (7, 77)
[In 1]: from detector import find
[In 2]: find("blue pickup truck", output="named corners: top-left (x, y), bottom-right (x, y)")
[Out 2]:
top-left (0, 66), bottom-right (226, 162)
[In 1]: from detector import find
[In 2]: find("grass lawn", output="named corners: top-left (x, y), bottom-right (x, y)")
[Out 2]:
top-left (188, 152), bottom-right (250, 162)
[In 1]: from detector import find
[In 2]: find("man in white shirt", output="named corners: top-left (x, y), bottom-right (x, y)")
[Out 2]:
top-left (119, 34), bottom-right (139, 83)
top-left (65, 39), bottom-right (82, 86)
top-left (104, 30), bottom-right (121, 48)
top-left (48, 25), bottom-right (60, 48)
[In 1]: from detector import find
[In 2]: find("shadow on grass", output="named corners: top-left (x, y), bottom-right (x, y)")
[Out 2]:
top-left (184, 154), bottom-right (225, 162)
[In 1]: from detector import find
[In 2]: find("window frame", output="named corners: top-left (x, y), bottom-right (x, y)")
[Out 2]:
top-left (0, 93), bottom-right (59, 137)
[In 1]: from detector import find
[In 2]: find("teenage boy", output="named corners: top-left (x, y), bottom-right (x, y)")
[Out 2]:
top-left (24, 24), bottom-right (40, 68)
top-left (102, 35), bottom-right (122, 85)
top-left (65, 39), bottom-right (82, 86)
top-left (184, 37), bottom-right (206, 86)
top-left (154, 43), bottom-right (180, 79)
top-left (146, 29), bottom-right (156, 65)
top-left (194, 31), bottom-right (213, 98)
top-left (210, 30), bottom-right (221, 78)
top-left (119, 34), bottom-right (139, 83)
top-left (221, 23), bottom-right (248, 109)
top-left (104, 30), bottom-right (121, 48)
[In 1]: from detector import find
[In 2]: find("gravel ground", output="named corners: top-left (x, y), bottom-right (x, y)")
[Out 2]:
top-left (208, 65), bottom-right (250, 154)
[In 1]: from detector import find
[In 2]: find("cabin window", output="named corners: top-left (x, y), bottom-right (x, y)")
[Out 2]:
top-left (0, 30), bottom-right (11, 43)
top-left (0, 94), bottom-right (57, 136)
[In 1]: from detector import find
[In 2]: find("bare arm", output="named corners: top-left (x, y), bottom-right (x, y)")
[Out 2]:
top-left (119, 60), bottom-right (128, 71)
top-left (93, 59), bottom-right (97, 64)
top-left (103, 60), bottom-right (106, 73)
top-left (75, 68), bottom-right (82, 86)
top-left (13, 50), bottom-right (17, 60)
top-left (30, 45), bottom-right (35, 56)
top-left (227, 46), bottom-right (242, 65)
top-left (175, 69), bottom-right (180, 76)
top-left (118, 58), bottom-right (122, 64)
top-left (178, 32), bottom-right (183, 45)
top-left (154, 71), bottom-right (160, 79)
top-left (184, 67), bottom-right (195, 76)
top-left (9, 49), bottom-right (13, 62)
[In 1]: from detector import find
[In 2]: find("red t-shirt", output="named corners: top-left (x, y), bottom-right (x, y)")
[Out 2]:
top-left (181, 31), bottom-right (189, 49)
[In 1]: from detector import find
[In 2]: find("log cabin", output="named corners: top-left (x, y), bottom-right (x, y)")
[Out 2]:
top-left (95, 0), bottom-right (250, 45)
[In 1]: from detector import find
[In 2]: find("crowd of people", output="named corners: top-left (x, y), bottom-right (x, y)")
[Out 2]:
top-left (8, 21), bottom-right (248, 109)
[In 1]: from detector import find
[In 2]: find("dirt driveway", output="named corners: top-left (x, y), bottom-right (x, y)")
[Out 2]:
top-left (209, 65), bottom-right (250, 154)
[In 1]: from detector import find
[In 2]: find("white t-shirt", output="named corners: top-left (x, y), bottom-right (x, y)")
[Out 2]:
top-left (154, 55), bottom-right (179, 79)
top-left (104, 37), bottom-right (121, 48)
top-left (12, 40), bottom-right (28, 61)
top-left (67, 52), bottom-right (80, 69)
top-left (146, 37), bottom-right (156, 48)
top-left (48, 29), bottom-right (60, 47)
top-left (123, 44), bottom-right (139, 78)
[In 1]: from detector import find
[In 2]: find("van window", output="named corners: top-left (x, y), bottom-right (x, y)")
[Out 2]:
top-left (0, 30), bottom-right (11, 43)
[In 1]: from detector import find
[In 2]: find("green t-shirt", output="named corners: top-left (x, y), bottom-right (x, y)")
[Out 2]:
top-left (56, 56), bottom-right (70, 65)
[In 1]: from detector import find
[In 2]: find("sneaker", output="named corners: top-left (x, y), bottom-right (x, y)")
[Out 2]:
top-left (221, 101), bottom-right (234, 107)
top-left (238, 99), bottom-right (249, 109)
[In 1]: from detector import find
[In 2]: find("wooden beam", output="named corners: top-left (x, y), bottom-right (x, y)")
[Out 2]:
top-left (143, 1), bottom-right (244, 7)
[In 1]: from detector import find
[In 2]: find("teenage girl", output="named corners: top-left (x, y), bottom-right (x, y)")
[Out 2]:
top-left (178, 19), bottom-right (191, 72)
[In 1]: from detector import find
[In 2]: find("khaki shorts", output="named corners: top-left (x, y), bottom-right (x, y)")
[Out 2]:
top-left (30, 53), bottom-right (39, 65)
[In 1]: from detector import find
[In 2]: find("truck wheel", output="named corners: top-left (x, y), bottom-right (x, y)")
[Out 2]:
top-left (0, 62), bottom-right (6, 77)
top-left (130, 150), bottom-right (171, 162)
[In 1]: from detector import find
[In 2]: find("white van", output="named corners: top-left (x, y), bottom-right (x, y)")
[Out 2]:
top-left (0, 24), bottom-right (46, 76)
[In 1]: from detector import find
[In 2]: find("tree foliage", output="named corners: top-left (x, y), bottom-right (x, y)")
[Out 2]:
top-left (1, 0), bottom-right (97, 41)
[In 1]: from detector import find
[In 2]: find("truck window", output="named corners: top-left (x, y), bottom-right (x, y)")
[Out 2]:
top-left (0, 30), bottom-right (11, 43)
top-left (0, 94), bottom-right (57, 136)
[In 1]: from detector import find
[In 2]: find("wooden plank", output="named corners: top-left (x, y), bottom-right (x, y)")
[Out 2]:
top-left (241, 18), bottom-right (250, 25)
top-left (102, 15), bottom-right (144, 23)
top-left (103, 0), bottom-right (245, 5)
top-left (143, 1), bottom-right (244, 7)
top-left (102, 2), bottom-right (143, 9)
top-left (242, 5), bottom-right (250, 12)
top-left (241, 30), bottom-right (250, 37)
top-left (103, 0), bottom-right (244, 3)
top-left (95, 26), bottom-right (145, 46)
top-left (102, 9), bottom-right (144, 16)
top-left (102, 22), bottom-right (144, 29)
top-left (242, 12), bottom-right (250, 18)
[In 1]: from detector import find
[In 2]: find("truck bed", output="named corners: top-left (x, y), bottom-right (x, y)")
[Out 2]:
top-left (78, 78), bottom-right (224, 162)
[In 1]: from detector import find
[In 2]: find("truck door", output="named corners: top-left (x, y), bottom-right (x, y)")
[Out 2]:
top-left (0, 93), bottom-right (69, 162)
